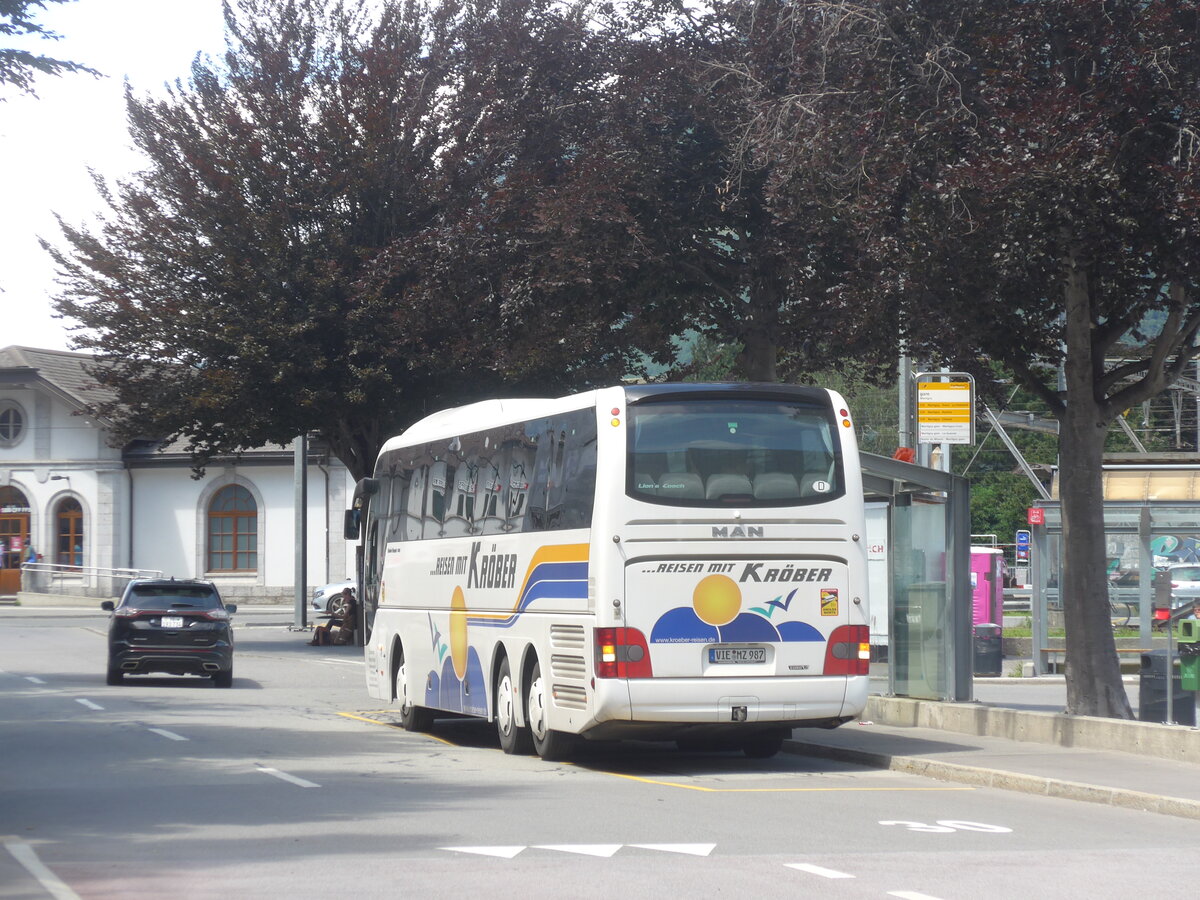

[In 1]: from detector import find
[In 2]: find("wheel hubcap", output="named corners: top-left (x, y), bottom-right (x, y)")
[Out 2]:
top-left (497, 675), bottom-right (514, 735)
top-left (397, 662), bottom-right (411, 713)
top-left (528, 676), bottom-right (546, 740)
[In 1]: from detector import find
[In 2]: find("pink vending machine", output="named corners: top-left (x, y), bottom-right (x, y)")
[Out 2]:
top-left (970, 547), bottom-right (1005, 676)
top-left (970, 547), bottom-right (1005, 626)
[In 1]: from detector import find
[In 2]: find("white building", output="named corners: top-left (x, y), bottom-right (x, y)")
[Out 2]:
top-left (0, 346), bottom-right (354, 603)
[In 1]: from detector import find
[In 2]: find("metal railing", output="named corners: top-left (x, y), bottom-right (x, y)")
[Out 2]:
top-left (19, 562), bottom-right (165, 600)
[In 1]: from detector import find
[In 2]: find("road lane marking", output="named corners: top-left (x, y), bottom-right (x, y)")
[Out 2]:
top-left (629, 844), bottom-right (715, 856)
top-left (592, 769), bottom-right (974, 793)
top-left (441, 846), bottom-right (525, 858)
top-left (337, 711), bottom-right (458, 745)
top-left (786, 863), bottom-right (855, 879)
top-left (3, 840), bottom-right (82, 900)
top-left (75, 699), bottom-right (103, 711)
top-left (147, 728), bottom-right (189, 741)
top-left (533, 844), bottom-right (622, 857)
top-left (319, 658), bottom-right (364, 667)
top-left (888, 893), bottom-right (945, 900)
top-left (25, 676), bottom-right (46, 684)
top-left (256, 766), bottom-right (320, 788)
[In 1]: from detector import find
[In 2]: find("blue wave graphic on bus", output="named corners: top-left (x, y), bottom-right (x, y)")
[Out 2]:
top-left (425, 648), bottom-right (487, 716)
top-left (650, 579), bottom-right (826, 644)
top-left (468, 559), bottom-right (589, 629)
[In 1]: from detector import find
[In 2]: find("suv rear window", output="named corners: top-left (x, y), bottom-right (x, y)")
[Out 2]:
top-left (125, 584), bottom-right (221, 610)
top-left (627, 397), bottom-right (842, 507)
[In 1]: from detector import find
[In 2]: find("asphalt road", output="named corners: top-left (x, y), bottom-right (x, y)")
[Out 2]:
top-left (2, 608), bottom-right (1198, 899)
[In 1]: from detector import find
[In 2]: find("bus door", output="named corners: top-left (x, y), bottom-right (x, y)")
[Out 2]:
top-left (624, 555), bottom-right (852, 684)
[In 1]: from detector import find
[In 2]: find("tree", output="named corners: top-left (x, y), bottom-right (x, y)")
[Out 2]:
top-left (0, 0), bottom-right (98, 96)
top-left (728, 0), bottom-right (1200, 717)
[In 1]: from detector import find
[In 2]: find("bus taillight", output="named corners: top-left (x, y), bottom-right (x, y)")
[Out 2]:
top-left (823, 625), bottom-right (870, 675)
top-left (594, 627), bottom-right (653, 679)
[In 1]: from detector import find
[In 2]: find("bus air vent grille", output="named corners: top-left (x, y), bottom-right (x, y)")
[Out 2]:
top-left (551, 654), bottom-right (588, 680)
top-left (551, 682), bottom-right (588, 709)
top-left (549, 624), bottom-right (586, 649)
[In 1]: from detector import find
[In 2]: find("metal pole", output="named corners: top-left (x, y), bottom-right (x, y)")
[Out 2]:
top-left (294, 434), bottom-right (308, 630)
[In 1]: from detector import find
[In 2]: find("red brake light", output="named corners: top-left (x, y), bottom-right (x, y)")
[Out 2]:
top-left (594, 627), bottom-right (653, 678)
top-left (824, 625), bottom-right (870, 675)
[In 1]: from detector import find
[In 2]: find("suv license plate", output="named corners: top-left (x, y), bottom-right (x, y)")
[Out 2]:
top-left (708, 647), bottom-right (766, 664)
top-left (160, 616), bottom-right (184, 629)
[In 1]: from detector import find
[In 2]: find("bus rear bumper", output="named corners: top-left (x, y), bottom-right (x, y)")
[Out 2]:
top-left (582, 675), bottom-right (868, 741)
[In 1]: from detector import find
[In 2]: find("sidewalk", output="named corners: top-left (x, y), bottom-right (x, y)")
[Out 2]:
top-left (785, 691), bottom-right (1200, 821)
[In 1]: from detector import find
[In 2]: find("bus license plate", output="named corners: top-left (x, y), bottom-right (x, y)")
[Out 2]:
top-left (708, 647), bottom-right (766, 664)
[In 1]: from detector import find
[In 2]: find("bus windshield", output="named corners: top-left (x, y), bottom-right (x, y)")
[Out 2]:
top-left (627, 397), bottom-right (841, 506)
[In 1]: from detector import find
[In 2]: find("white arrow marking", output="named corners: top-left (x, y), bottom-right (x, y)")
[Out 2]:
top-left (256, 766), bottom-right (320, 788)
top-left (533, 844), bottom-right (622, 858)
top-left (441, 846), bottom-right (526, 859)
top-left (786, 863), bottom-right (854, 879)
top-left (888, 892), bottom-right (945, 900)
top-left (4, 840), bottom-right (82, 900)
top-left (147, 728), bottom-right (188, 742)
top-left (629, 843), bottom-right (716, 857)
top-left (75, 699), bottom-right (103, 711)
top-left (25, 676), bottom-right (46, 684)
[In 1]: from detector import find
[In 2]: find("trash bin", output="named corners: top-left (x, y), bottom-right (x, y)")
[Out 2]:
top-left (1138, 650), bottom-right (1196, 725)
top-left (973, 623), bottom-right (1003, 677)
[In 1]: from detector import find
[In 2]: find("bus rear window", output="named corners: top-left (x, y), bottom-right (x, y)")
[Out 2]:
top-left (627, 398), bottom-right (841, 507)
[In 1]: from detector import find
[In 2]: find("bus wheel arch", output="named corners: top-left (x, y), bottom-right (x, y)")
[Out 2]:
top-left (494, 649), bottom-right (532, 755)
top-left (391, 637), bottom-right (433, 732)
top-left (525, 655), bottom-right (575, 761)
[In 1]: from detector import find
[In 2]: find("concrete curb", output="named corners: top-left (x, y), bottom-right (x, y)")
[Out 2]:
top-left (783, 737), bottom-right (1200, 821)
top-left (866, 696), bottom-right (1200, 765)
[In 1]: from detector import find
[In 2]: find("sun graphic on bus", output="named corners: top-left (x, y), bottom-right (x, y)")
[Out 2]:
top-left (424, 585), bottom-right (486, 715)
top-left (650, 574), bottom-right (825, 644)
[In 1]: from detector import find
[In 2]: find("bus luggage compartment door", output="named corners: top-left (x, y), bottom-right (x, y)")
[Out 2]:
top-left (625, 557), bottom-right (851, 679)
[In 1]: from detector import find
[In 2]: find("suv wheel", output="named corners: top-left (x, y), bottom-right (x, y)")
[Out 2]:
top-left (212, 668), bottom-right (233, 688)
top-left (106, 666), bottom-right (124, 686)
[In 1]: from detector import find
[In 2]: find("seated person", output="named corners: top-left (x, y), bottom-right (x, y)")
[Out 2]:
top-left (309, 588), bottom-right (357, 646)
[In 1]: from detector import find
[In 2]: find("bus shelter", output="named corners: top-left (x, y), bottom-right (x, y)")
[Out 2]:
top-left (1028, 460), bottom-right (1200, 675)
top-left (860, 453), bottom-right (972, 701)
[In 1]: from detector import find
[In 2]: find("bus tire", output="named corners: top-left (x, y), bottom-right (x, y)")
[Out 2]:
top-left (742, 731), bottom-right (785, 759)
top-left (527, 660), bottom-right (574, 761)
top-left (495, 657), bottom-right (532, 755)
top-left (395, 648), bottom-right (433, 732)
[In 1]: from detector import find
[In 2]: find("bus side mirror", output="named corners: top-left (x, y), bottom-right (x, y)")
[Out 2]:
top-left (344, 509), bottom-right (360, 541)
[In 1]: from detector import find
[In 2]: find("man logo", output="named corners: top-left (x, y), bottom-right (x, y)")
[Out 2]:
top-left (711, 526), bottom-right (764, 539)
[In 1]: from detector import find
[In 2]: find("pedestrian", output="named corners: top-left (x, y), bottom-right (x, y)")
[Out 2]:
top-left (309, 588), bottom-right (357, 646)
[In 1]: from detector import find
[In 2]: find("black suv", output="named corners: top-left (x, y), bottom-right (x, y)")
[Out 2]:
top-left (102, 579), bottom-right (237, 687)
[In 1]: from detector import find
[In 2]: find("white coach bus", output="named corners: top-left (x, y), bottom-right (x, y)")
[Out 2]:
top-left (348, 383), bottom-right (870, 760)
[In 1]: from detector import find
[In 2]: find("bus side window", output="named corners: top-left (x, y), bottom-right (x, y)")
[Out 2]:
top-left (560, 413), bottom-right (597, 529)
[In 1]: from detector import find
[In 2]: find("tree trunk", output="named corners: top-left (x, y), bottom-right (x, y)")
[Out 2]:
top-left (1058, 252), bottom-right (1132, 718)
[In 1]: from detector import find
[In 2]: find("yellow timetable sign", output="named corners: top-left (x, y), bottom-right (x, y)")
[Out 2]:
top-left (917, 380), bottom-right (973, 444)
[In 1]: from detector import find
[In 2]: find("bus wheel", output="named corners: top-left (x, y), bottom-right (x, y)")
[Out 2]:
top-left (742, 731), bottom-right (785, 759)
top-left (527, 660), bottom-right (574, 761)
top-left (395, 651), bottom-right (433, 732)
top-left (495, 657), bottom-right (532, 755)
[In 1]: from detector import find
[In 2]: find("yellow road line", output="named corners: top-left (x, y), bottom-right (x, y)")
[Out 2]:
top-left (592, 770), bottom-right (974, 793)
top-left (337, 711), bottom-right (457, 745)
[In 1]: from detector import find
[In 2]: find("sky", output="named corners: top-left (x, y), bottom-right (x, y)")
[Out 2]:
top-left (1, 0), bottom-right (228, 352)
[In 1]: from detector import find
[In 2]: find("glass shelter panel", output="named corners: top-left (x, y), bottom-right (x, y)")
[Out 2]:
top-left (890, 496), bottom-right (952, 700)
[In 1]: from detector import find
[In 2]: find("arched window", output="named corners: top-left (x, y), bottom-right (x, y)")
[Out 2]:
top-left (55, 498), bottom-right (84, 567)
top-left (0, 401), bottom-right (25, 448)
top-left (207, 485), bottom-right (257, 572)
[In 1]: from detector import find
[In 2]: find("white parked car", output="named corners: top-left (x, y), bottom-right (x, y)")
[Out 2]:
top-left (311, 579), bottom-right (355, 615)
top-left (1167, 564), bottom-right (1200, 604)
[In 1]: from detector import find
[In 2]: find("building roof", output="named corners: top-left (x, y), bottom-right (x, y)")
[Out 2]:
top-left (0, 345), bottom-right (121, 414)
